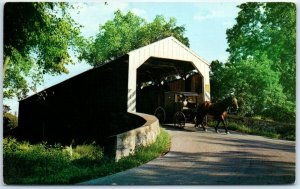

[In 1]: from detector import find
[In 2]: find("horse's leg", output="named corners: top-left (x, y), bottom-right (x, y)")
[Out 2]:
top-left (215, 118), bottom-right (221, 133)
top-left (203, 115), bottom-right (207, 131)
top-left (195, 114), bottom-right (203, 128)
top-left (194, 114), bottom-right (200, 128)
top-left (221, 116), bottom-right (229, 134)
top-left (195, 113), bottom-right (206, 131)
top-left (194, 116), bottom-right (198, 127)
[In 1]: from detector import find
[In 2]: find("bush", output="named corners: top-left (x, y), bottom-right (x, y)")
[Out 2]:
top-left (208, 116), bottom-right (295, 141)
top-left (227, 122), bottom-right (281, 139)
top-left (3, 138), bottom-right (71, 184)
top-left (261, 105), bottom-right (295, 123)
top-left (3, 112), bottom-right (18, 131)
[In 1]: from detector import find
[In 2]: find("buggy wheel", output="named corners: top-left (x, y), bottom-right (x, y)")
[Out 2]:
top-left (154, 106), bottom-right (166, 123)
top-left (173, 111), bottom-right (186, 128)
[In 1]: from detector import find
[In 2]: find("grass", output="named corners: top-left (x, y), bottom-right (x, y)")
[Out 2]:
top-left (3, 128), bottom-right (171, 185)
top-left (207, 120), bottom-right (295, 141)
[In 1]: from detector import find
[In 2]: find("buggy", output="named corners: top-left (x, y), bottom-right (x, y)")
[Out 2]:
top-left (154, 91), bottom-right (199, 127)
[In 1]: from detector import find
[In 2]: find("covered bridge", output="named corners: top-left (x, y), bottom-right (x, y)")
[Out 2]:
top-left (17, 36), bottom-right (210, 144)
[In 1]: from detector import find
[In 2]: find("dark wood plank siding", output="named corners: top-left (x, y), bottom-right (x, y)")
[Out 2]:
top-left (18, 56), bottom-right (129, 144)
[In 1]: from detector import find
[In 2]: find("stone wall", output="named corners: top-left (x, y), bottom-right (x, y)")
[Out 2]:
top-left (104, 113), bottom-right (160, 161)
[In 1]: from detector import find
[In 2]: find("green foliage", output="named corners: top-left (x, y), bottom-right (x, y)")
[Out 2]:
top-left (231, 56), bottom-right (286, 115)
top-left (70, 144), bottom-right (104, 161)
top-left (261, 104), bottom-right (296, 123)
top-left (208, 120), bottom-right (295, 141)
top-left (226, 2), bottom-right (296, 102)
top-left (4, 2), bottom-right (86, 99)
top-left (227, 122), bottom-right (280, 139)
top-left (210, 55), bottom-right (289, 116)
top-left (211, 2), bottom-right (296, 121)
top-left (3, 138), bottom-right (70, 184)
top-left (81, 10), bottom-right (189, 66)
top-left (209, 60), bottom-right (225, 102)
top-left (3, 129), bottom-right (171, 184)
top-left (3, 112), bottom-right (18, 130)
top-left (82, 10), bottom-right (145, 65)
top-left (138, 15), bottom-right (189, 48)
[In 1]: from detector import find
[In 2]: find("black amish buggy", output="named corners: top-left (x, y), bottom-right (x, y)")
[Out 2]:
top-left (137, 88), bottom-right (200, 128)
top-left (155, 91), bottom-right (199, 128)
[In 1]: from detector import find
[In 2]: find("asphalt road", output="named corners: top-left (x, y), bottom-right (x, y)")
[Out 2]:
top-left (80, 124), bottom-right (296, 185)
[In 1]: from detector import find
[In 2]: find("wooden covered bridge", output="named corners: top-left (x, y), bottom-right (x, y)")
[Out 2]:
top-left (17, 36), bottom-right (210, 144)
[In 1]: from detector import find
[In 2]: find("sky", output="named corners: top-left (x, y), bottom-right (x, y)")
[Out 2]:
top-left (4, 1), bottom-right (241, 114)
top-left (70, 1), bottom-right (239, 62)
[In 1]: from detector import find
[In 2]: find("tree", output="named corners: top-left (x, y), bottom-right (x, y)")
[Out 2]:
top-left (80, 10), bottom-right (145, 65)
top-left (81, 10), bottom-right (189, 66)
top-left (4, 2), bottom-right (86, 99)
top-left (226, 2), bottom-right (296, 102)
top-left (138, 15), bottom-right (189, 48)
top-left (209, 60), bottom-right (225, 102)
top-left (210, 55), bottom-right (287, 117)
top-left (228, 56), bottom-right (286, 115)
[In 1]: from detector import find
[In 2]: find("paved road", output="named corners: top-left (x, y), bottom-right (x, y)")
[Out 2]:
top-left (80, 124), bottom-right (295, 185)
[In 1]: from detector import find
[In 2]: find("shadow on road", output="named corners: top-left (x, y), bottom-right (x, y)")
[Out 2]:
top-left (160, 123), bottom-right (197, 132)
top-left (135, 150), bottom-right (295, 185)
top-left (197, 136), bottom-right (295, 154)
top-left (155, 124), bottom-right (296, 185)
top-left (81, 122), bottom-right (296, 185)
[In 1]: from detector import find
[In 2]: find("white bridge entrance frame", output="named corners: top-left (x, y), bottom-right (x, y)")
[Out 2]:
top-left (126, 36), bottom-right (211, 112)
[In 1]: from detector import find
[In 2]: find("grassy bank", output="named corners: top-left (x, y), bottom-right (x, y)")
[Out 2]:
top-left (3, 128), bottom-right (171, 185)
top-left (208, 120), bottom-right (295, 141)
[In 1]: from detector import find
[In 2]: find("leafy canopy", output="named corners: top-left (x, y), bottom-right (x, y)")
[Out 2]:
top-left (4, 2), bottom-right (86, 99)
top-left (81, 10), bottom-right (189, 66)
top-left (211, 2), bottom-right (295, 120)
top-left (226, 2), bottom-right (296, 101)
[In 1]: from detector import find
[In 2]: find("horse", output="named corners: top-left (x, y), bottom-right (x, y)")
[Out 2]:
top-left (195, 96), bottom-right (239, 134)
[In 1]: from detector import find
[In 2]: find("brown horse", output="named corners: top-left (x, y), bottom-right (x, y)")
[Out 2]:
top-left (195, 96), bottom-right (239, 134)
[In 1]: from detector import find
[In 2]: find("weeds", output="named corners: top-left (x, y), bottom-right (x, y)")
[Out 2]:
top-left (207, 121), bottom-right (295, 141)
top-left (3, 128), bottom-right (171, 184)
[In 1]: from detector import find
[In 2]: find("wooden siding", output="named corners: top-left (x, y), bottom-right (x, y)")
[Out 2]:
top-left (127, 36), bottom-right (211, 112)
top-left (18, 56), bottom-right (129, 144)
